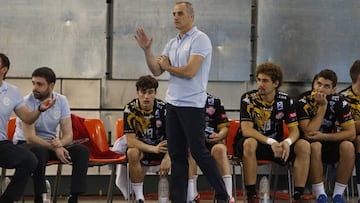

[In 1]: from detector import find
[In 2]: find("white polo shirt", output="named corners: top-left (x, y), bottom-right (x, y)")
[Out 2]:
top-left (162, 26), bottom-right (212, 108)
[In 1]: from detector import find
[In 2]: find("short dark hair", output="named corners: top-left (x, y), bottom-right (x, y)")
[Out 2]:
top-left (0, 53), bottom-right (10, 79)
top-left (32, 67), bottom-right (56, 84)
top-left (311, 73), bottom-right (319, 90)
top-left (176, 1), bottom-right (194, 15)
top-left (350, 60), bottom-right (360, 83)
top-left (256, 62), bottom-right (283, 88)
top-left (0, 53), bottom-right (10, 69)
top-left (136, 75), bottom-right (158, 92)
top-left (317, 69), bottom-right (337, 87)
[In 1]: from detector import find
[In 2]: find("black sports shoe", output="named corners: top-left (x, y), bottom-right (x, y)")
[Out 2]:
top-left (68, 195), bottom-right (78, 203)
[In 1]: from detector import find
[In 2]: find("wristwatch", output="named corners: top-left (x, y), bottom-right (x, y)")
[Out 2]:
top-left (38, 105), bottom-right (47, 112)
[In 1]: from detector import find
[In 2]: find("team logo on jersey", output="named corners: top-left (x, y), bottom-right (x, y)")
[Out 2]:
top-left (155, 109), bottom-right (160, 118)
top-left (183, 41), bottom-right (190, 51)
top-left (208, 97), bottom-right (215, 105)
top-left (277, 101), bottom-right (284, 111)
top-left (3, 97), bottom-right (10, 106)
top-left (206, 106), bottom-right (215, 115)
top-left (253, 107), bottom-right (271, 132)
top-left (53, 110), bottom-right (61, 120)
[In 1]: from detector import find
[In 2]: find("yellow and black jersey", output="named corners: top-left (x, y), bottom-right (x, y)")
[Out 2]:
top-left (240, 90), bottom-right (298, 141)
top-left (123, 98), bottom-right (166, 146)
top-left (339, 86), bottom-right (360, 121)
top-left (297, 90), bottom-right (354, 133)
top-left (204, 93), bottom-right (229, 136)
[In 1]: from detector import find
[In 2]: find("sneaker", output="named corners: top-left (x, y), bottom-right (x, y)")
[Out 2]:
top-left (332, 194), bottom-right (344, 203)
top-left (136, 199), bottom-right (145, 203)
top-left (247, 195), bottom-right (259, 203)
top-left (316, 194), bottom-right (328, 203)
top-left (188, 194), bottom-right (201, 203)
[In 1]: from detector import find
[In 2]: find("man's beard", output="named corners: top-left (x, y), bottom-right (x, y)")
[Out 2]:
top-left (33, 91), bottom-right (50, 101)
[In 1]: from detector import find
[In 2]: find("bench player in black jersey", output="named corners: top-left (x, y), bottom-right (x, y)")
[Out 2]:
top-left (234, 62), bottom-right (311, 203)
top-left (297, 69), bottom-right (355, 203)
top-left (124, 75), bottom-right (170, 203)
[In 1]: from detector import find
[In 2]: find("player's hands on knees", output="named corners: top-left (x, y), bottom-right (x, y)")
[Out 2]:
top-left (159, 157), bottom-right (171, 177)
top-left (206, 132), bottom-right (222, 143)
top-left (271, 142), bottom-right (283, 159)
top-left (154, 140), bottom-right (168, 154)
top-left (306, 131), bottom-right (324, 141)
top-left (279, 141), bottom-right (290, 162)
top-left (54, 147), bottom-right (71, 164)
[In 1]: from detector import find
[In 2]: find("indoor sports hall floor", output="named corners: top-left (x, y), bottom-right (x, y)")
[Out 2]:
top-left (18, 195), bottom-right (360, 203)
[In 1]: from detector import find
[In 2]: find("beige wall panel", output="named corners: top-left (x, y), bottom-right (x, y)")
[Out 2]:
top-left (102, 79), bottom-right (168, 108)
top-left (0, 0), bottom-right (106, 78)
top-left (102, 80), bottom-right (136, 109)
top-left (62, 79), bottom-right (100, 108)
top-left (207, 81), bottom-right (248, 110)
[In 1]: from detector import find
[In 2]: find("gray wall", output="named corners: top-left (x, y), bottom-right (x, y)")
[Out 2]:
top-left (0, 0), bottom-right (106, 78)
top-left (257, 0), bottom-right (360, 83)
